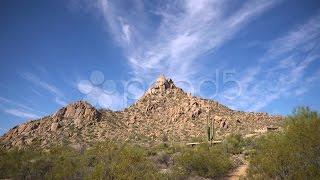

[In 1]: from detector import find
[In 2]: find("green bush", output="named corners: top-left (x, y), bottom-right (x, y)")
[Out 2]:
top-left (0, 146), bottom-right (82, 179)
top-left (0, 147), bottom-right (43, 179)
top-left (174, 144), bottom-right (232, 178)
top-left (81, 141), bottom-right (164, 179)
top-left (248, 107), bottom-right (320, 179)
top-left (46, 146), bottom-right (83, 179)
top-left (84, 142), bottom-right (160, 179)
top-left (0, 141), bottom-right (163, 180)
top-left (222, 134), bottom-right (245, 154)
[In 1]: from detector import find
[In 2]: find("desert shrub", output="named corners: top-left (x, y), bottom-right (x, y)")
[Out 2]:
top-left (45, 146), bottom-right (83, 179)
top-left (156, 151), bottom-right (171, 167)
top-left (222, 134), bottom-right (245, 154)
top-left (0, 146), bottom-right (83, 179)
top-left (0, 147), bottom-right (40, 178)
top-left (190, 136), bottom-right (206, 142)
top-left (173, 144), bottom-right (232, 178)
top-left (162, 133), bottom-right (169, 148)
top-left (248, 107), bottom-right (320, 179)
top-left (109, 145), bottom-right (159, 179)
top-left (148, 142), bottom-right (183, 156)
top-left (0, 142), bottom-right (163, 179)
top-left (83, 141), bottom-right (161, 180)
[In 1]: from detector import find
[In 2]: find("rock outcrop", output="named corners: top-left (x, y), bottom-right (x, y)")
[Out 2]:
top-left (52, 101), bottom-right (100, 122)
top-left (121, 76), bottom-right (282, 142)
top-left (0, 75), bottom-right (283, 149)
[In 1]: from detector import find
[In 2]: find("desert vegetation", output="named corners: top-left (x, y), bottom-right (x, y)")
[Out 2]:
top-left (172, 144), bottom-right (232, 178)
top-left (0, 107), bottom-right (319, 179)
top-left (0, 141), bottom-right (234, 179)
top-left (0, 142), bottom-right (162, 179)
top-left (248, 107), bottom-right (320, 179)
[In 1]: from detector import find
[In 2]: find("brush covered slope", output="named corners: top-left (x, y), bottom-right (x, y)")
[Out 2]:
top-left (0, 75), bottom-right (283, 149)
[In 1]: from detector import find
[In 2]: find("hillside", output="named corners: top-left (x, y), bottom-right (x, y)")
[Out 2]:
top-left (0, 75), bottom-right (283, 149)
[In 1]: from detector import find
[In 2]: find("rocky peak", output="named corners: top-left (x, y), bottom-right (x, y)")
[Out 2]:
top-left (155, 75), bottom-right (174, 88)
top-left (52, 101), bottom-right (100, 122)
top-left (145, 75), bottom-right (178, 96)
top-left (0, 75), bottom-right (284, 150)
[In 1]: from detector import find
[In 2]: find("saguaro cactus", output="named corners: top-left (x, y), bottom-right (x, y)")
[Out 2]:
top-left (207, 111), bottom-right (215, 146)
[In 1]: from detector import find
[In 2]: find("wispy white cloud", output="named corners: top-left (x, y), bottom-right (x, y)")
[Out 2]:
top-left (21, 72), bottom-right (68, 106)
top-left (79, 0), bottom-right (319, 112)
top-left (21, 72), bottom-right (63, 97)
top-left (54, 97), bottom-right (67, 106)
top-left (306, 69), bottom-right (320, 83)
top-left (0, 96), bottom-right (45, 120)
top-left (4, 109), bottom-right (40, 119)
top-left (0, 97), bottom-right (12, 104)
top-left (77, 80), bottom-right (93, 94)
top-left (265, 13), bottom-right (320, 61)
top-left (119, 18), bottom-right (131, 44)
top-left (76, 79), bottom-right (125, 110)
top-left (29, 87), bottom-right (44, 97)
top-left (86, 86), bottom-right (125, 110)
top-left (0, 96), bottom-right (36, 112)
top-left (97, 91), bottom-right (124, 110)
top-left (96, 0), bottom-right (134, 46)
top-left (93, 0), bottom-right (281, 82)
top-left (222, 12), bottom-right (320, 111)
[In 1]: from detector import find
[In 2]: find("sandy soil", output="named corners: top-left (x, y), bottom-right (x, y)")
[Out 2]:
top-left (224, 162), bottom-right (248, 180)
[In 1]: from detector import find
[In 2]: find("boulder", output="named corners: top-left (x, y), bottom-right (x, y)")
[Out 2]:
top-left (74, 118), bottom-right (83, 128)
top-left (51, 122), bottom-right (61, 132)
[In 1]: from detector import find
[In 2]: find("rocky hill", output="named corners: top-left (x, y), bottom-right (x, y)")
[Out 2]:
top-left (0, 75), bottom-right (283, 149)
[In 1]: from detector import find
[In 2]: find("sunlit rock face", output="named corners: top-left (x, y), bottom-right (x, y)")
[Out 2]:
top-left (52, 101), bottom-right (101, 122)
top-left (0, 75), bottom-right (283, 149)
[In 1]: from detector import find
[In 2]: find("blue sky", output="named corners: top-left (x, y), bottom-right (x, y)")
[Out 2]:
top-left (1, 0), bottom-right (320, 134)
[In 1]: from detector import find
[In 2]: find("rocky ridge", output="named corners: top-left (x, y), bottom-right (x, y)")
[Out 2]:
top-left (0, 75), bottom-right (283, 149)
